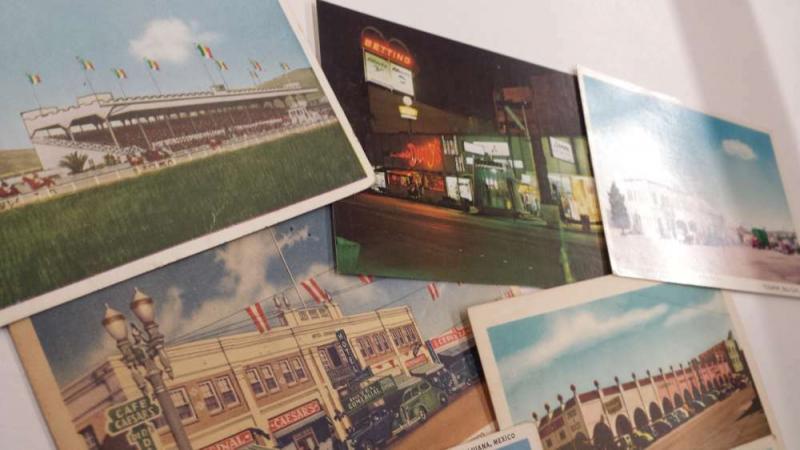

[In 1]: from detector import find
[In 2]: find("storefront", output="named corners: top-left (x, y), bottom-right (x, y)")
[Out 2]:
top-left (199, 429), bottom-right (273, 450)
top-left (268, 400), bottom-right (336, 450)
top-left (547, 173), bottom-right (601, 225)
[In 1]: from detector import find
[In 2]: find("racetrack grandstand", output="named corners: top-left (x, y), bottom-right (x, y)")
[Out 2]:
top-left (1, 84), bottom-right (336, 208)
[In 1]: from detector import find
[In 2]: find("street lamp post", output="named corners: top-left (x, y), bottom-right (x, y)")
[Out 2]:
top-left (102, 288), bottom-right (193, 450)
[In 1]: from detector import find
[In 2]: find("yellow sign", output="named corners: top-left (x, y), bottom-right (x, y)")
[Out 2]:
top-left (398, 105), bottom-right (418, 120)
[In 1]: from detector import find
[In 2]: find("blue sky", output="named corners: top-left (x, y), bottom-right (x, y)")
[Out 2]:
top-left (0, 0), bottom-right (311, 149)
top-left (488, 284), bottom-right (735, 424)
top-left (30, 207), bottom-right (515, 387)
top-left (583, 75), bottom-right (795, 231)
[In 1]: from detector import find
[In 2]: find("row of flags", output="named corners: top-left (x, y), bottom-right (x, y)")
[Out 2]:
top-left (25, 44), bottom-right (291, 86)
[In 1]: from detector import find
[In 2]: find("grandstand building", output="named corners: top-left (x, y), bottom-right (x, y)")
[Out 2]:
top-left (57, 300), bottom-right (433, 450)
top-left (19, 84), bottom-right (333, 176)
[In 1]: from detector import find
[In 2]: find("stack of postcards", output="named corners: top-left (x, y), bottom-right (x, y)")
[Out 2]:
top-left (0, 1), bottom-right (795, 450)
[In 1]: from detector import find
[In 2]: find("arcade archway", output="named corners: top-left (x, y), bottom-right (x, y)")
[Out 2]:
top-left (592, 422), bottom-right (615, 450)
top-left (649, 402), bottom-right (663, 421)
top-left (673, 393), bottom-right (684, 408)
top-left (615, 414), bottom-right (633, 437)
top-left (662, 397), bottom-right (674, 414)
top-left (633, 408), bottom-right (649, 430)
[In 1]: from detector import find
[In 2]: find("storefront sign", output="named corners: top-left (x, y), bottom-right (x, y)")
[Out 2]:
top-left (362, 34), bottom-right (415, 96)
top-left (391, 65), bottom-right (415, 96)
top-left (364, 52), bottom-right (393, 91)
top-left (549, 137), bottom-right (575, 163)
top-left (105, 396), bottom-right (161, 436)
top-left (362, 36), bottom-right (413, 68)
top-left (458, 178), bottom-right (473, 201)
top-left (445, 176), bottom-right (460, 200)
top-left (269, 400), bottom-right (323, 433)
top-left (200, 430), bottom-right (256, 450)
top-left (604, 396), bottom-right (623, 415)
top-left (126, 424), bottom-right (157, 450)
top-left (398, 105), bottom-right (418, 120)
top-left (464, 141), bottom-right (511, 157)
top-left (404, 354), bottom-right (428, 369)
top-left (429, 326), bottom-right (472, 350)
top-left (343, 377), bottom-right (397, 413)
top-left (388, 138), bottom-right (443, 171)
top-left (538, 415), bottom-right (564, 438)
top-left (336, 329), bottom-right (363, 373)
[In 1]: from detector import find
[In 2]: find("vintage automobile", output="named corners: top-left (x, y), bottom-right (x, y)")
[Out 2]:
top-left (410, 362), bottom-right (464, 395)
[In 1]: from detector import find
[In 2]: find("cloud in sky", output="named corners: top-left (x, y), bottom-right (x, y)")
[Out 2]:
top-left (502, 304), bottom-right (668, 386)
top-left (129, 18), bottom-right (219, 64)
top-left (722, 139), bottom-right (757, 161)
top-left (664, 297), bottom-right (722, 327)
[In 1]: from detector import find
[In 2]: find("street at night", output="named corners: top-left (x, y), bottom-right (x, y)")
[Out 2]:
top-left (650, 386), bottom-right (772, 450)
top-left (391, 383), bottom-right (495, 450)
top-left (334, 193), bottom-right (609, 287)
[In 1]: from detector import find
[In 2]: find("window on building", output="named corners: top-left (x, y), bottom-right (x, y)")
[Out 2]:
top-left (246, 368), bottom-right (266, 397)
top-left (170, 388), bottom-right (196, 422)
top-left (199, 381), bottom-right (223, 414)
top-left (79, 426), bottom-right (99, 450)
top-left (280, 360), bottom-right (296, 386)
top-left (299, 310), bottom-right (309, 321)
top-left (559, 430), bottom-right (566, 440)
top-left (374, 333), bottom-right (390, 353)
top-left (319, 307), bottom-right (330, 317)
top-left (391, 328), bottom-right (406, 346)
top-left (292, 357), bottom-right (308, 382)
top-left (260, 365), bottom-right (280, 392)
top-left (403, 325), bottom-right (418, 344)
top-left (308, 308), bottom-right (320, 319)
top-left (359, 336), bottom-right (375, 358)
top-left (215, 376), bottom-right (240, 407)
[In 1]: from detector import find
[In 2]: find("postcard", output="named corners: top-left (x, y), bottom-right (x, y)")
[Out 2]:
top-left (0, 0), bottom-right (374, 324)
top-left (448, 422), bottom-right (542, 450)
top-left (578, 69), bottom-right (800, 297)
top-left (469, 276), bottom-right (785, 450)
top-left (316, 1), bottom-right (610, 287)
top-left (8, 207), bottom-right (530, 450)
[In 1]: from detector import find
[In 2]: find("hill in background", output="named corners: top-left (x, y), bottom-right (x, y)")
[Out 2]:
top-left (0, 148), bottom-right (41, 178)
top-left (257, 68), bottom-right (325, 101)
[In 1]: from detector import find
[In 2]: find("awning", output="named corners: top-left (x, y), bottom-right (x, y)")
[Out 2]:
top-left (436, 340), bottom-right (476, 359)
top-left (272, 411), bottom-right (327, 440)
top-left (409, 362), bottom-right (446, 376)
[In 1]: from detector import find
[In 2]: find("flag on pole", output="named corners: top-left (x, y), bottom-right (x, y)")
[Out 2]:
top-left (280, 62), bottom-right (290, 71)
top-left (145, 58), bottom-right (160, 71)
top-left (214, 59), bottom-right (229, 71)
top-left (111, 68), bottom-right (128, 79)
top-left (301, 278), bottom-right (330, 304)
top-left (358, 274), bottom-right (374, 285)
top-left (250, 59), bottom-right (263, 71)
top-left (196, 43), bottom-right (214, 59)
top-left (427, 283), bottom-right (440, 301)
top-left (78, 57), bottom-right (95, 71)
top-left (26, 73), bottom-right (42, 85)
top-left (245, 302), bottom-right (270, 333)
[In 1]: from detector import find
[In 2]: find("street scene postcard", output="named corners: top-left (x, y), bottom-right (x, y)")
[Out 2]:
top-left (578, 69), bottom-right (800, 298)
top-left (9, 207), bottom-right (531, 450)
top-left (317, 2), bottom-right (609, 287)
top-left (469, 277), bottom-right (784, 450)
top-left (0, 0), bottom-right (373, 324)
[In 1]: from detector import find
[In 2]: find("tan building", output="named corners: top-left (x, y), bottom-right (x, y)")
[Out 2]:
top-left (63, 302), bottom-right (432, 450)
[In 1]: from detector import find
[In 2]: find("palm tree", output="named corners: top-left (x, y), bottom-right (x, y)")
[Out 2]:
top-left (59, 151), bottom-right (89, 174)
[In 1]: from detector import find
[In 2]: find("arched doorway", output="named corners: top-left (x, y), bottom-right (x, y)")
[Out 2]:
top-left (662, 397), bottom-right (674, 414)
top-left (573, 432), bottom-right (592, 450)
top-left (592, 422), bottom-right (615, 450)
top-left (673, 393), bottom-right (684, 408)
top-left (692, 385), bottom-right (701, 400)
top-left (633, 408), bottom-right (649, 430)
top-left (649, 402), bottom-right (663, 421)
top-left (615, 414), bottom-right (633, 437)
top-left (683, 389), bottom-right (692, 405)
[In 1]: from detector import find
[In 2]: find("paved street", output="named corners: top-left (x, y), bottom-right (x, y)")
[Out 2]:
top-left (333, 193), bottom-right (609, 287)
top-left (391, 383), bottom-right (495, 450)
top-left (650, 386), bottom-right (772, 450)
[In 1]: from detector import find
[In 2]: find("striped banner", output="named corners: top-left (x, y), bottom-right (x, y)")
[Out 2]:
top-left (427, 283), bottom-right (440, 301)
top-left (301, 278), bottom-right (330, 304)
top-left (245, 302), bottom-right (270, 333)
top-left (358, 274), bottom-right (374, 285)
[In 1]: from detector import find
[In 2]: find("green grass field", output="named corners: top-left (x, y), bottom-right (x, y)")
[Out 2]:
top-left (0, 124), bottom-right (365, 307)
top-left (0, 148), bottom-right (42, 178)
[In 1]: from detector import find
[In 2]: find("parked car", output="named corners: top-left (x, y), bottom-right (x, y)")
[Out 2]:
top-left (650, 419), bottom-right (673, 437)
top-left (703, 393), bottom-right (719, 406)
top-left (347, 407), bottom-right (396, 450)
top-left (393, 376), bottom-right (448, 426)
top-left (672, 408), bottom-right (689, 422)
top-left (631, 430), bottom-right (655, 448)
top-left (410, 362), bottom-right (463, 395)
top-left (688, 400), bottom-right (706, 414)
top-left (615, 434), bottom-right (636, 450)
top-left (665, 414), bottom-right (681, 428)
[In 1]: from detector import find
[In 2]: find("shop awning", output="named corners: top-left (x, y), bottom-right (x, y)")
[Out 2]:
top-left (436, 340), bottom-right (476, 359)
top-left (272, 411), bottom-right (327, 439)
top-left (409, 362), bottom-right (446, 376)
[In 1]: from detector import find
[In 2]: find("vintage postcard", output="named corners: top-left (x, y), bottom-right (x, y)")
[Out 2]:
top-left (0, 0), bottom-right (374, 324)
top-left (448, 422), bottom-right (542, 450)
top-left (316, 2), bottom-right (609, 287)
top-left (469, 276), bottom-right (785, 450)
top-left (9, 207), bottom-right (530, 450)
top-left (578, 69), bottom-right (800, 297)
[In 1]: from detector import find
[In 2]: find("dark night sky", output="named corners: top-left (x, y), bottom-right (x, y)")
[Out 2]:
top-left (317, 1), bottom-right (566, 126)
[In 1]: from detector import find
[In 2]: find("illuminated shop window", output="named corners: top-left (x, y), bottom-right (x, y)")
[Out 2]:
top-left (199, 381), bottom-right (223, 414)
top-left (215, 376), bottom-right (240, 407)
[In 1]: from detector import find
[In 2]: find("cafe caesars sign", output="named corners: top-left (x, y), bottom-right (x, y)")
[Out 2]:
top-left (268, 400), bottom-right (323, 433)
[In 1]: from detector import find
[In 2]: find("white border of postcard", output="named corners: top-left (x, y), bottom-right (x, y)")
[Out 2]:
top-left (448, 422), bottom-right (542, 450)
top-left (577, 67), bottom-right (800, 299)
top-left (469, 275), bottom-right (786, 449)
top-left (0, 0), bottom-right (374, 326)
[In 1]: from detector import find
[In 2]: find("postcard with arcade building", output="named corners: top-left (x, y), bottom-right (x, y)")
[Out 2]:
top-left (9, 207), bottom-right (532, 450)
top-left (469, 276), bottom-right (784, 450)
top-left (316, 1), bottom-right (610, 288)
top-left (0, 0), bottom-right (373, 324)
top-left (578, 69), bottom-right (800, 297)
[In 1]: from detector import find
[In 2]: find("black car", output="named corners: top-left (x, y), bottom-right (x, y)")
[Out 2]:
top-left (348, 408), bottom-right (395, 450)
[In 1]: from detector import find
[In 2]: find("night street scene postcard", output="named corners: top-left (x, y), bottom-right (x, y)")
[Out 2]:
top-left (9, 207), bottom-right (533, 450)
top-left (316, 2), bottom-right (610, 287)
top-left (469, 277), bottom-right (784, 450)
top-left (0, 0), bottom-right (373, 324)
top-left (578, 69), bottom-right (800, 298)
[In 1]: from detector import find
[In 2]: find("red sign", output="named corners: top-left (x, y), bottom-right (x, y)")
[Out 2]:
top-left (200, 430), bottom-right (255, 450)
top-left (404, 354), bottom-right (428, 369)
top-left (390, 138), bottom-right (444, 172)
top-left (268, 400), bottom-right (323, 433)
top-left (362, 36), bottom-right (414, 68)
top-left (429, 326), bottom-right (472, 350)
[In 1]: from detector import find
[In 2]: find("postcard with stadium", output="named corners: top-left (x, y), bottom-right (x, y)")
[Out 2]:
top-left (0, 0), bottom-right (374, 324)
top-left (469, 276), bottom-right (785, 450)
top-left (8, 206), bottom-right (535, 450)
top-left (577, 69), bottom-right (800, 298)
top-left (315, 2), bottom-right (610, 287)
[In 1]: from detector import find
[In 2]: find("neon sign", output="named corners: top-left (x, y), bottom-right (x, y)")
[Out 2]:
top-left (389, 138), bottom-right (443, 172)
top-left (362, 36), bottom-right (414, 68)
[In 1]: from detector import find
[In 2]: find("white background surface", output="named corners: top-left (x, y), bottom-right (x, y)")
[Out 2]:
top-left (1, 0), bottom-right (798, 448)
